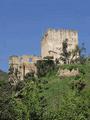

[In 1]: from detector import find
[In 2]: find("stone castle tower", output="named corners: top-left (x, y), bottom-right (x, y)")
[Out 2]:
top-left (41, 29), bottom-right (78, 60)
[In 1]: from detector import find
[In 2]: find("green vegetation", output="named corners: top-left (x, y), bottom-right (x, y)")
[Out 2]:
top-left (35, 56), bottom-right (55, 77)
top-left (40, 61), bottom-right (90, 119)
top-left (0, 58), bottom-right (90, 119)
top-left (0, 70), bottom-right (8, 86)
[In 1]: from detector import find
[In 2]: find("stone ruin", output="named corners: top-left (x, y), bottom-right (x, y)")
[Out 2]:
top-left (41, 29), bottom-right (78, 61)
top-left (58, 68), bottom-right (79, 77)
top-left (9, 28), bottom-right (79, 85)
top-left (9, 55), bottom-right (41, 85)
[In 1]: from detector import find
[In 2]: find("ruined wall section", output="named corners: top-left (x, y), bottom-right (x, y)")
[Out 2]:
top-left (9, 55), bottom-right (41, 81)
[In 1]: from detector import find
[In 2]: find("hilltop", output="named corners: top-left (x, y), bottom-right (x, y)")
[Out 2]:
top-left (0, 60), bottom-right (90, 119)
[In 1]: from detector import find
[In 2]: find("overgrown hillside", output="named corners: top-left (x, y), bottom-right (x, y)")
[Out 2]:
top-left (0, 61), bottom-right (90, 120)
top-left (42, 62), bottom-right (90, 112)
top-left (0, 70), bottom-right (8, 86)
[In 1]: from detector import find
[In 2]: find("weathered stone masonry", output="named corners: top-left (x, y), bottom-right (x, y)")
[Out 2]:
top-left (9, 28), bottom-right (79, 82)
top-left (41, 29), bottom-right (78, 60)
top-left (9, 55), bottom-right (41, 81)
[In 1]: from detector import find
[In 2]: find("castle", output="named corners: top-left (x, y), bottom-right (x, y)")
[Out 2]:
top-left (9, 55), bottom-right (41, 82)
top-left (9, 29), bottom-right (78, 84)
top-left (41, 29), bottom-right (78, 60)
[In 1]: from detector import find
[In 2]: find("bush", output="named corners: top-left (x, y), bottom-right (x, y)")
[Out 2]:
top-left (35, 57), bottom-right (55, 77)
top-left (70, 79), bottom-right (86, 93)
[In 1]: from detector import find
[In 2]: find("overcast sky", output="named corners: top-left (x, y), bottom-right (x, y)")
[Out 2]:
top-left (0, 0), bottom-right (90, 71)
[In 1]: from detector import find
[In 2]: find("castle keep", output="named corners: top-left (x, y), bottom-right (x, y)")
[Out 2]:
top-left (41, 29), bottom-right (78, 60)
top-left (9, 29), bottom-right (79, 83)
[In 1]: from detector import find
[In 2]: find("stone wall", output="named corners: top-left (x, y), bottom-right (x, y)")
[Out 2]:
top-left (58, 68), bottom-right (79, 77)
top-left (9, 55), bottom-right (41, 81)
top-left (41, 29), bottom-right (78, 61)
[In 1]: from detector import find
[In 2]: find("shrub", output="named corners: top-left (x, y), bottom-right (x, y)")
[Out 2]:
top-left (35, 57), bottom-right (55, 77)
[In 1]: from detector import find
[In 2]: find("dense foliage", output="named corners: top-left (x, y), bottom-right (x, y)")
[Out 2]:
top-left (35, 56), bottom-right (55, 77)
top-left (0, 71), bottom-right (48, 120)
top-left (0, 58), bottom-right (90, 120)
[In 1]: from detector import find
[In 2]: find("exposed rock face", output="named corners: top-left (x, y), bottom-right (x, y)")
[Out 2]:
top-left (58, 68), bottom-right (79, 77)
top-left (41, 29), bottom-right (78, 61)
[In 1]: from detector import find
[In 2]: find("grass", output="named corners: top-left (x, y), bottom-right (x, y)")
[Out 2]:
top-left (41, 62), bottom-right (90, 112)
top-left (0, 62), bottom-right (90, 113)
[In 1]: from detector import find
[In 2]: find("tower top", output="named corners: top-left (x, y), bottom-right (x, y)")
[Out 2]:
top-left (47, 28), bottom-right (78, 33)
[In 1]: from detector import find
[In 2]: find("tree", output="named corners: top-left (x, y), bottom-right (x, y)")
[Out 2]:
top-left (70, 43), bottom-right (86, 64)
top-left (35, 57), bottom-right (55, 77)
top-left (0, 70), bottom-right (48, 120)
top-left (59, 39), bottom-right (71, 64)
